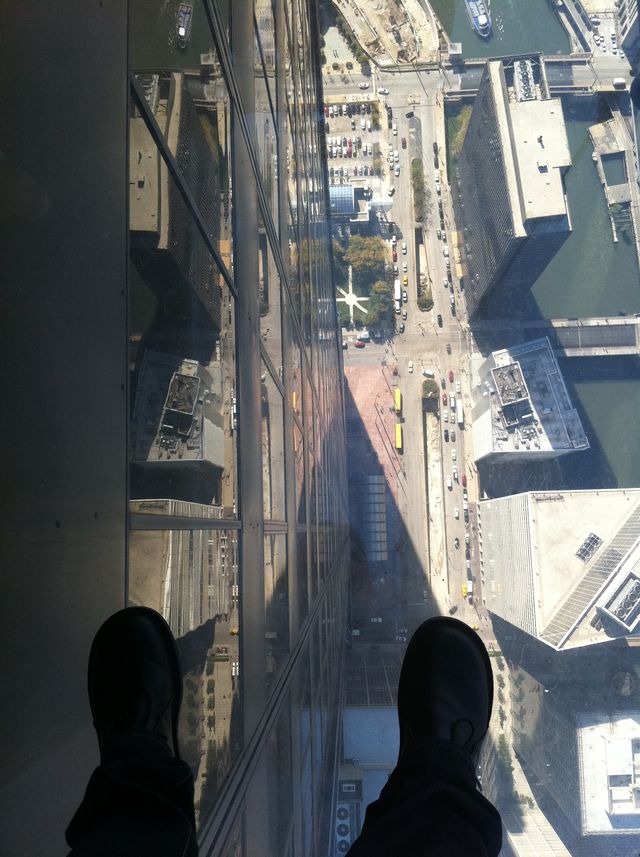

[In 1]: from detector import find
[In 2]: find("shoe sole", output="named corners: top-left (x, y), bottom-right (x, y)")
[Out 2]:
top-left (398, 616), bottom-right (494, 759)
top-left (88, 606), bottom-right (183, 760)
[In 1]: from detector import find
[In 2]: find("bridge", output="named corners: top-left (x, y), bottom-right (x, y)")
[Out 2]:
top-left (445, 53), bottom-right (632, 98)
top-left (472, 316), bottom-right (640, 357)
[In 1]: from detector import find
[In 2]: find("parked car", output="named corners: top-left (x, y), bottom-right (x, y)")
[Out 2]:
top-left (408, 360), bottom-right (414, 373)
top-left (359, 82), bottom-right (369, 89)
top-left (444, 429), bottom-right (449, 442)
top-left (398, 322), bottom-right (405, 333)
top-left (437, 313), bottom-right (443, 327)
top-left (378, 87), bottom-right (389, 95)
top-left (442, 392), bottom-right (447, 405)
top-left (402, 137), bottom-right (407, 149)
top-left (462, 473), bottom-right (467, 487)
top-left (449, 370), bottom-right (454, 383)
top-left (402, 308), bottom-right (407, 320)
top-left (354, 340), bottom-right (365, 349)
top-left (402, 290), bottom-right (408, 303)
top-left (454, 507), bottom-right (459, 520)
top-left (392, 249), bottom-right (397, 262)
top-left (402, 242), bottom-right (407, 255)
top-left (451, 430), bottom-right (456, 443)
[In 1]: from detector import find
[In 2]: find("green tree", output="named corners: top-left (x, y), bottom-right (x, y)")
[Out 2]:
top-left (366, 280), bottom-right (393, 326)
top-left (343, 235), bottom-right (386, 289)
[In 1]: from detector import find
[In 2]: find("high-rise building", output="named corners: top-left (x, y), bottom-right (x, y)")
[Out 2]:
top-left (471, 337), bottom-right (589, 464)
top-left (619, 1), bottom-right (640, 59)
top-left (3, 3), bottom-right (350, 856)
top-left (454, 57), bottom-right (572, 317)
top-left (510, 667), bottom-right (640, 843)
top-left (478, 489), bottom-right (640, 650)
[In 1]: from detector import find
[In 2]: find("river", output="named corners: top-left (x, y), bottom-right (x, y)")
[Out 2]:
top-left (438, 0), bottom-right (640, 489)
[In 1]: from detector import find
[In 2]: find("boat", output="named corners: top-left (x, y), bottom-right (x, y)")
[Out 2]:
top-left (177, 3), bottom-right (193, 49)
top-left (464, 0), bottom-right (491, 38)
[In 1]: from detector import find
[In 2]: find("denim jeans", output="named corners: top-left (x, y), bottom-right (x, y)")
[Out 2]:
top-left (346, 739), bottom-right (502, 857)
top-left (66, 734), bottom-right (198, 857)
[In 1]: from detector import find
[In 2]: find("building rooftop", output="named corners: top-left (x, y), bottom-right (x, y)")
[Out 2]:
top-left (131, 351), bottom-right (225, 468)
top-left (488, 60), bottom-right (571, 226)
top-left (509, 96), bottom-right (571, 222)
top-left (473, 337), bottom-right (589, 459)
top-left (577, 712), bottom-right (640, 834)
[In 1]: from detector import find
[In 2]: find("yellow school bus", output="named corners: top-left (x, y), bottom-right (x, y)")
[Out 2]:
top-left (394, 388), bottom-right (402, 415)
top-left (395, 423), bottom-right (403, 452)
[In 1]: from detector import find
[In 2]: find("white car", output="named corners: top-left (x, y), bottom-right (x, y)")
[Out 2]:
top-left (391, 235), bottom-right (397, 247)
top-left (402, 289), bottom-right (408, 303)
top-left (359, 82), bottom-right (369, 90)
top-left (403, 262), bottom-right (408, 272)
top-left (454, 507), bottom-right (459, 520)
top-left (394, 164), bottom-right (400, 177)
top-left (455, 381), bottom-right (460, 394)
top-left (443, 246), bottom-right (449, 257)
top-left (393, 122), bottom-right (398, 135)
top-left (408, 360), bottom-right (414, 374)
top-left (378, 87), bottom-right (389, 95)
top-left (388, 187), bottom-right (395, 196)
top-left (393, 264), bottom-right (398, 274)
top-left (443, 410), bottom-right (448, 423)
top-left (452, 448), bottom-right (457, 461)
top-left (394, 152), bottom-right (399, 163)
top-left (447, 477), bottom-right (453, 490)
top-left (463, 499), bottom-right (468, 512)
top-left (402, 241), bottom-right (407, 254)
top-left (434, 169), bottom-right (439, 180)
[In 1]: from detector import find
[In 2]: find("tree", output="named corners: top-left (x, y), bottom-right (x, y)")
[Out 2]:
top-left (366, 280), bottom-right (393, 326)
top-left (343, 235), bottom-right (386, 289)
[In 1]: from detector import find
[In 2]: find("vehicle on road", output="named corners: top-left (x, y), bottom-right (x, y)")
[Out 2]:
top-left (402, 241), bottom-right (407, 254)
top-left (465, 533), bottom-right (470, 545)
top-left (446, 342), bottom-right (451, 354)
top-left (450, 394), bottom-right (456, 409)
top-left (463, 499), bottom-right (468, 512)
top-left (463, 488), bottom-right (468, 501)
top-left (455, 381), bottom-right (460, 394)
top-left (402, 275), bottom-right (408, 286)
top-left (442, 246), bottom-right (449, 258)
top-left (391, 235), bottom-right (397, 246)
top-left (444, 429), bottom-right (449, 442)
top-left (437, 314), bottom-right (443, 328)
top-left (451, 430), bottom-right (456, 442)
top-left (423, 369), bottom-right (435, 378)
top-left (398, 322), bottom-right (405, 333)
top-left (393, 121), bottom-right (397, 135)
top-left (447, 477), bottom-right (452, 490)
top-left (452, 449), bottom-right (457, 461)
top-left (393, 264), bottom-right (398, 275)
top-left (461, 583), bottom-right (467, 598)
top-left (450, 296), bottom-right (455, 313)
top-left (394, 164), bottom-right (400, 177)
top-left (437, 229), bottom-right (442, 240)
top-left (359, 82), bottom-right (369, 89)
top-left (454, 537), bottom-right (460, 549)
top-left (402, 137), bottom-right (407, 149)
top-left (402, 308), bottom-right (407, 320)
top-left (454, 507), bottom-right (459, 520)
top-left (394, 388), bottom-right (402, 415)
top-left (403, 261), bottom-right (408, 272)
top-left (402, 290), bottom-right (408, 303)
top-left (388, 186), bottom-right (395, 197)
top-left (408, 360), bottom-right (413, 373)
top-left (462, 473), bottom-right (467, 487)
top-left (392, 249), bottom-right (397, 261)
top-left (395, 423), bottom-right (403, 451)
top-left (378, 87), bottom-right (389, 95)
top-left (449, 370), bottom-right (454, 383)
top-left (354, 340), bottom-right (365, 349)
top-left (342, 341), bottom-right (348, 349)
top-left (443, 411), bottom-right (448, 423)
top-left (442, 392), bottom-right (447, 405)
top-left (453, 467), bottom-right (458, 482)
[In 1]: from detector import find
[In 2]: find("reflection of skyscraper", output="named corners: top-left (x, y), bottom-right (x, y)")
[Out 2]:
top-left (479, 489), bottom-right (640, 649)
top-left (4, 2), bottom-right (350, 854)
top-left (130, 72), bottom-right (222, 329)
top-left (455, 58), bottom-right (572, 316)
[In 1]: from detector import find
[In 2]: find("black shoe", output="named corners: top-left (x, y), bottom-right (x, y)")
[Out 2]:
top-left (88, 606), bottom-right (183, 759)
top-left (397, 616), bottom-right (493, 767)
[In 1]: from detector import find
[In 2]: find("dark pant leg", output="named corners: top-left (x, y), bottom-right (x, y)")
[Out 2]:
top-left (66, 735), bottom-right (198, 857)
top-left (346, 739), bottom-right (502, 857)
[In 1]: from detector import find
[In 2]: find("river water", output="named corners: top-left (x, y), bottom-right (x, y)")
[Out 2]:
top-left (437, 0), bottom-right (640, 489)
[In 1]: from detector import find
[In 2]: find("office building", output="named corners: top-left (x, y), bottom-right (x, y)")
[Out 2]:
top-left (471, 337), bottom-right (589, 464)
top-left (510, 667), bottom-right (640, 842)
top-left (454, 58), bottom-right (572, 316)
top-left (619, 1), bottom-right (640, 59)
top-left (479, 489), bottom-right (640, 650)
top-left (3, 3), bottom-right (350, 857)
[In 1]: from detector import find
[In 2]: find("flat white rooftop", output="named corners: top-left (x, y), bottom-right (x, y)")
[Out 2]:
top-left (577, 712), bottom-right (640, 834)
top-left (474, 337), bottom-right (588, 458)
top-left (509, 96), bottom-right (571, 222)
